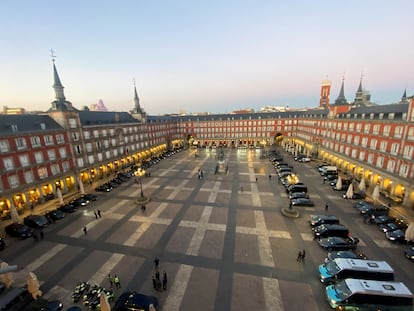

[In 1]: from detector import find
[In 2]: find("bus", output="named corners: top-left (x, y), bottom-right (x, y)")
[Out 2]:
top-left (325, 278), bottom-right (413, 310)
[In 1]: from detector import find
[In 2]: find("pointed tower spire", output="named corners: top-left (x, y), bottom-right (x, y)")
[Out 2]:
top-left (133, 78), bottom-right (142, 113)
top-left (402, 89), bottom-right (407, 101)
top-left (130, 78), bottom-right (146, 122)
top-left (49, 50), bottom-right (73, 111)
top-left (334, 75), bottom-right (348, 105)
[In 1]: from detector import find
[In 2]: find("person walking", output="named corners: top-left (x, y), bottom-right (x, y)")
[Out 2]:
top-left (155, 270), bottom-right (160, 281)
top-left (296, 250), bottom-right (303, 262)
top-left (268, 174), bottom-right (272, 180)
top-left (39, 230), bottom-right (44, 240)
top-left (107, 274), bottom-right (113, 288)
top-left (94, 211), bottom-right (98, 219)
top-left (97, 210), bottom-right (102, 218)
top-left (162, 271), bottom-right (168, 290)
top-left (152, 276), bottom-right (157, 290)
top-left (154, 257), bottom-right (159, 269)
top-left (301, 249), bottom-right (306, 262)
top-left (114, 275), bottom-right (121, 289)
top-left (325, 203), bottom-right (329, 211)
top-left (83, 226), bottom-right (87, 235)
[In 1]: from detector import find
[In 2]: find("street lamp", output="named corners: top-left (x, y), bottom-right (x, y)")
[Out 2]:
top-left (134, 168), bottom-right (150, 205)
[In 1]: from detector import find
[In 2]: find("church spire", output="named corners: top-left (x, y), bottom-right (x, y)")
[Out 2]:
top-left (49, 50), bottom-right (73, 111)
top-left (402, 89), bottom-right (407, 101)
top-left (130, 78), bottom-right (146, 122)
top-left (334, 76), bottom-right (348, 105)
top-left (133, 79), bottom-right (142, 112)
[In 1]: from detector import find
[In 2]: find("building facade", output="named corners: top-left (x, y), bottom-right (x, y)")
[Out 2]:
top-left (0, 62), bottom-right (413, 221)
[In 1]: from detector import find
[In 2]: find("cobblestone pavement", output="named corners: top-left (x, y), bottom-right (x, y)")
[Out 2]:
top-left (1, 147), bottom-right (413, 311)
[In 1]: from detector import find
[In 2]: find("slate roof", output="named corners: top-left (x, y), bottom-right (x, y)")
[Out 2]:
top-left (78, 111), bottom-right (138, 126)
top-left (0, 114), bottom-right (64, 136)
top-left (337, 103), bottom-right (409, 120)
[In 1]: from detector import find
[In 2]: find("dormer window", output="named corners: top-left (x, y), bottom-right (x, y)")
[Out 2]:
top-left (40, 123), bottom-right (46, 130)
top-left (11, 124), bottom-right (18, 132)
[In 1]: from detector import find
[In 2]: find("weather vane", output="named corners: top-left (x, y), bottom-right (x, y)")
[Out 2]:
top-left (50, 49), bottom-right (56, 62)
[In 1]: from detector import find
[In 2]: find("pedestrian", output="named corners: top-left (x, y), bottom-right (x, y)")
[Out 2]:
top-left (141, 204), bottom-right (146, 211)
top-left (162, 271), bottom-right (167, 290)
top-left (154, 257), bottom-right (159, 269)
top-left (156, 278), bottom-right (162, 291)
top-left (114, 275), bottom-right (121, 289)
top-left (107, 274), bottom-right (113, 287)
top-left (152, 276), bottom-right (157, 289)
top-left (33, 232), bottom-right (38, 241)
top-left (97, 210), bottom-right (101, 218)
top-left (94, 211), bottom-right (98, 219)
top-left (155, 270), bottom-right (160, 280)
top-left (296, 250), bottom-right (302, 262)
top-left (30, 202), bottom-right (34, 211)
top-left (268, 174), bottom-right (271, 180)
top-left (301, 249), bottom-right (306, 261)
top-left (39, 230), bottom-right (44, 239)
top-left (83, 226), bottom-right (87, 235)
top-left (325, 203), bottom-right (328, 211)
top-left (255, 177), bottom-right (258, 182)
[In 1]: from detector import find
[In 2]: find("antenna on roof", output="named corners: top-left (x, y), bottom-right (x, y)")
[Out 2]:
top-left (50, 49), bottom-right (56, 62)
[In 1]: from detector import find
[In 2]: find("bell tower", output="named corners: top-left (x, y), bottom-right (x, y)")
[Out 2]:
top-left (319, 79), bottom-right (331, 108)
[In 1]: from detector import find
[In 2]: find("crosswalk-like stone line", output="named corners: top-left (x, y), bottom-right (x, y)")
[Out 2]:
top-left (163, 264), bottom-right (193, 311)
top-left (236, 227), bottom-right (291, 239)
top-left (89, 253), bottom-right (124, 285)
top-left (124, 222), bottom-right (152, 246)
top-left (106, 198), bottom-right (128, 215)
top-left (164, 180), bottom-right (193, 200)
top-left (263, 277), bottom-right (285, 310)
top-left (149, 202), bottom-right (168, 218)
top-left (185, 206), bottom-right (214, 256)
top-left (22, 244), bottom-right (66, 273)
top-left (255, 211), bottom-right (275, 267)
top-left (207, 182), bottom-right (221, 203)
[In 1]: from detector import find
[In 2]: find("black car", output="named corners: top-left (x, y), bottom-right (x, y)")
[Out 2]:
top-left (318, 236), bottom-right (359, 251)
top-left (359, 204), bottom-right (389, 217)
top-left (289, 192), bottom-right (310, 200)
top-left (308, 215), bottom-right (340, 228)
top-left (70, 197), bottom-right (89, 207)
top-left (114, 292), bottom-right (158, 311)
top-left (404, 246), bottom-right (414, 261)
top-left (95, 184), bottom-right (112, 192)
top-left (0, 237), bottom-right (6, 251)
top-left (324, 250), bottom-right (368, 263)
top-left (290, 198), bottom-right (314, 207)
top-left (24, 215), bottom-right (49, 229)
top-left (342, 191), bottom-right (366, 200)
top-left (5, 223), bottom-right (34, 239)
top-left (46, 209), bottom-right (66, 221)
top-left (82, 194), bottom-right (97, 201)
top-left (59, 204), bottom-right (78, 213)
top-left (353, 200), bottom-right (371, 209)
top-left (386, 229), bottom-right (406, 243)
top-left (379, 221), bottom-right (407, 233)
top-left (366, 215), bottom-right (396, 225)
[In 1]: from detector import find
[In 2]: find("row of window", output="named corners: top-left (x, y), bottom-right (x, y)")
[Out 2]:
top-left (4, 161), bottom-right (70, 189)
top-left (0, 134), bottom-right (66, 153)
top-left (2, 148), bottom-right (68, 171)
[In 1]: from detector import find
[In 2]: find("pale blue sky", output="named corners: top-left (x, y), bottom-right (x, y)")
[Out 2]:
top-left (0, 1), bottom-right (412, 115)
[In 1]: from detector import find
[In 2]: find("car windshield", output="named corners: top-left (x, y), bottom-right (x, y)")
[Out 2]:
top-left (334, 280), bottom-right (352, 300)
top-left (325, 261), bottom-right (341, 274)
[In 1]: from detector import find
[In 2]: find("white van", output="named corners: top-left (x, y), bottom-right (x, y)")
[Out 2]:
top-left (319, 258), bottom-right (394, 284)
top-left (325, 279), bottom-right (413, 310)
top-left (321, 166), bottom-right (338, 176)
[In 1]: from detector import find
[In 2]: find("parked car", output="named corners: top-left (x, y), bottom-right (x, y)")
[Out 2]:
top-left (95, 184), bottom-right (112, 192)
top-left (24, 215), bottom-right (49, 229)
top-left (353, 200), bottom-right (371, 209)
top-left (82, 194), bottom-right (97, 201)
top-left (318, 236), bottom-right (359, 251)
top-left (379, 221), bottom-right (407, 233)
top-left (59, 204), bottom-right (78, 213)
top-left (289, 192), bottom-right (310, 200)
top-left (342, 191), bottom-right (366, 200)
top-left (404, 246), bottom-right (414, 261)
top-left (290, 198), bottom-right (315, 207)
top-left (5, 223), bottom-right (34, 239)
top-left (308, 215), bottom-right (340, 228)
top-left (359, 204), bottom-right (389, 217)
top-left (46, 209), bottom-right (66, 221)
top-left (114, 292), bottom-right (158, 311)
top-left (366, 215), bottom-right (396, 225)
top-left (324, 250), bottom-right (368, 263)
top-left (386, 229), bottom-right (407, 243)
top-left (298, 157), bottom-right (311, 162)
top-left (70, 197), bottom-right (89, 207)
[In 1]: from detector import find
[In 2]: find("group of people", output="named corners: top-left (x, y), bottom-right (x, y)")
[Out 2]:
top-left (107, 274), bottom-right (121, 289)
top-left (94, 210), bottom-right (102, 219)
top-left (296, 249), bottom-right (306, 262)
top-left (152, 257), bottom-right (168, 292)
top-left (197, 169), bottom-right (204, 179)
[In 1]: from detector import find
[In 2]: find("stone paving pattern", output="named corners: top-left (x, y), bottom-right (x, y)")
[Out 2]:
top-left (2, 147), bottom-right (413, 310)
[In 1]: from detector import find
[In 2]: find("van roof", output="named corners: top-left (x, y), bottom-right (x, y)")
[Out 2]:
top-left (334, 259), bottom-right (394, 273)
top-left (344, 279), bottom-right (412, 297)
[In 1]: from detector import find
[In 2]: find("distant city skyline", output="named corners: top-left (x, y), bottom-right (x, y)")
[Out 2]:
top-left (0, 1), bottom-right (413, 115)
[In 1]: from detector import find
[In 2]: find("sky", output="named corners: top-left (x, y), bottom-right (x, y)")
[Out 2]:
top-left (0, 1), bottom-right (413, 115)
